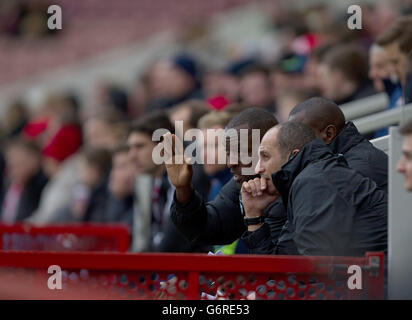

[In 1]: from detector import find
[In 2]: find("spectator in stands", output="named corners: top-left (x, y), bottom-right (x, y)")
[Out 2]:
top-left (52, 147), bottom-right (112, 223)
top-left (168, 100), bottom-right (210, 137)
top-left (241, 121), bottom-right (387, 256)
top-left (369, 43), bottom-right (403, 137)
top-left (1, 101), bottom-right (28, 139)
top-left (78, 148), bottom-right (112, 222)
top-left (369, 43), bottom-right (390, 93)
top-left (302, 44), bottom-right (336, 92)
top-left (318, 44), bottom-right (376, 105)
top-left (146, 53), bottom-right (203, 112)
top-left (275, 88), bottom-right (314, 123)
top-left (92, 82), bottom-right (129, 118)
top-left (270, 54), bottom-right (307, 104)
top-left (238, 64), bottom-right (274, 111)
top-left (288, 97), bottom-right (388, 191)
top-left (27, 124), bottom-right (82, 224)
top-left (397, 119), bottom-right (412, 192)
top-left (0, 138), bottom-right (47, 223)
top-left (211, 58), bottom-right (256, 105)
top-left (164, 108), bottom-right (286, 251)
top-left (83, 111), bottom-right (128, 151)
top-left (103, 145), bottom-right (135, 226)
top-left (376, 15), bottom-right (412, 101)
top-left (127, 111), bottom-right (207, 253)
top-left (197, 111), bottom-right (248, 254)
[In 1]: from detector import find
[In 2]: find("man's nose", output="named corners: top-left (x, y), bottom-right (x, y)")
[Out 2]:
top-left (397, 159), bottom-right (405, 173)
top-left (255, 159), bottom-right (264, 175)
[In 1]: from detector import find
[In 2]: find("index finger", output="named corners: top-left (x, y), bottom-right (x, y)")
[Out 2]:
top-left (260, 176), bottom-right (267, 191)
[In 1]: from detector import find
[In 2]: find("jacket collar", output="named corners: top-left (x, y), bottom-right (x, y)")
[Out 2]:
top-left (271, 138), bottom-right (333, 207)
top-left (329, 121), bottom-right (364, 155)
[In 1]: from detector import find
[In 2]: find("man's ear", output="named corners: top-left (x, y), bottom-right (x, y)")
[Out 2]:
top-left (291, 149), bottom-right (299, 156)
top-left (323, 125), bottom-right (338, 144)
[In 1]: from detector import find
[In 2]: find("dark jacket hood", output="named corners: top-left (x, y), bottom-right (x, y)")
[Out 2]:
top-left (329, 121), bottom-right (364, 155)
top-left (271, 138), bottom-right (336, 206)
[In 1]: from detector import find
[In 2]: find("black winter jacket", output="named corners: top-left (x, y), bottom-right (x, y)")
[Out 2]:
top-left (329, 121), bottom-right (388, 192)
top-left (243, 139), bottom-right (388, 257)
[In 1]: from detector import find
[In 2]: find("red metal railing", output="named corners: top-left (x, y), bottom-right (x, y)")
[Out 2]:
top-left (0, 251), bottom-right (384, 300)
top-left (0, 224), bottom-right (130, 252)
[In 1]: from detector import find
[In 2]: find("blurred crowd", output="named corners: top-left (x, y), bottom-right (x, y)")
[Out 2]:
top-left (0, 0), bottom-right (411, 254)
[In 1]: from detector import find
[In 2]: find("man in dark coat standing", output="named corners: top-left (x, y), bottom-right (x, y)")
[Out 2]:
top-left (241, 121), bottom-right (387, 257)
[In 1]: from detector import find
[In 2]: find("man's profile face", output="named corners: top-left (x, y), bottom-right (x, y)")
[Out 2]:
top-left (318, 64), bottom-right (344, 101)
top-left (127, 132), bottom-right (158, 176)
top-left (369, 48), bottom-right (389, 92)
top-left (384, 41), bottom-right (409, 85)
top-left (224, 126), bottom-right (260, 187)
top-left (397, 134), bottom-right (412, 191)
top-left (255, 127), bottom-right (289, 180)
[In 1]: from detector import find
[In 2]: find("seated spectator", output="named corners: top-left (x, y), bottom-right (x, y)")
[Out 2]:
top-left (288, 97), bottom-right (388, 191)
top-left (127, 111), bottom-right (208, 253)
top-left (83, 111), bottom-right (128, 151)
top-left (275, 88), bottom-right (315, 123)
top-left (146, 53), bottom-right (203, 112)
top-left (369, 43), bottom-right (403, 137)
top-left (27, 124), bottom-right (82, 224)
top-left (369, 43), bottom-right (390, 93)
top-left (210, 58), bottom-right (255, 104)
top-left (376, 15), bottom-right (412, 103)
top-left (163, 108), bottom-right (285, 251)
top-left (241, 121), bottom-right (387, 256)
top-left (78, 148), bottom-right (113, 222)
top-left (0, 138), bottom-right (48, 223)
top-left (318, 44), bottom-right (376, 105)
top-left (91, 82), bottom-right (129, 118)
top-left (168, 100), bottom-right (210, 137)
top-left (397, 119), bottom-right (412, 192)
top-left (1, 101), bottom-right (28, 139)
top-left (103, 145), bottom-right (135, 226)
top-left (238, 64), bottom-right (274, 112)
top-left (52, 148), bottom-right (112, 223)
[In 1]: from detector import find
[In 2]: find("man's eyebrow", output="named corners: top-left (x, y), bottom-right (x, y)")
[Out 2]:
top-left (403, 150), bottom-right (412, 157)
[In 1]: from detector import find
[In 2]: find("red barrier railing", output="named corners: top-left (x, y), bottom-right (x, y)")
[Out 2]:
top-left (0, 224), bottom-right (130, 252)
top-left (0, 251), bottom-right (384, 300)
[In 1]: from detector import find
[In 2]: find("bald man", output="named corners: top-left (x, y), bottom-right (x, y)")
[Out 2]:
top-left (288, 97), bottom-right (388, 191)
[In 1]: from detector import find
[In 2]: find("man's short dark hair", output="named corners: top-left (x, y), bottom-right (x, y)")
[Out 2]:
top-left (323, 44), bottom-right (369, 85)
top-left (130, 111), bottom-right (174, 137)
top-left (277, 121), bottom-right (316, 155)
top-left (289, 97), bottom-right (346, 132)
top-left (82, 148), bottom-right (112, 176)
top-left (400, 119), bottom-right (412, 136)
top-left (226, 107), bottom-right (278, 140)
top-left (376, 15), bottom-right (412, 54)
top-left (170, 100), bottom-right (209, 129)
top-left (238, 64), bottom-right (270, 78)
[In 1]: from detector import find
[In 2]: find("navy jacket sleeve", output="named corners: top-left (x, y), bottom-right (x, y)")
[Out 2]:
top-left (170, 179), bottom-right (246, 246)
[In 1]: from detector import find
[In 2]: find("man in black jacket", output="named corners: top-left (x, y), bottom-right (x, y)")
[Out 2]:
top-left (163, 108), bottom-right (285, 248)
top-left (241, 121), bottom-right (387, 256)
top-left (288, 97), bottom-right (388, 192)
